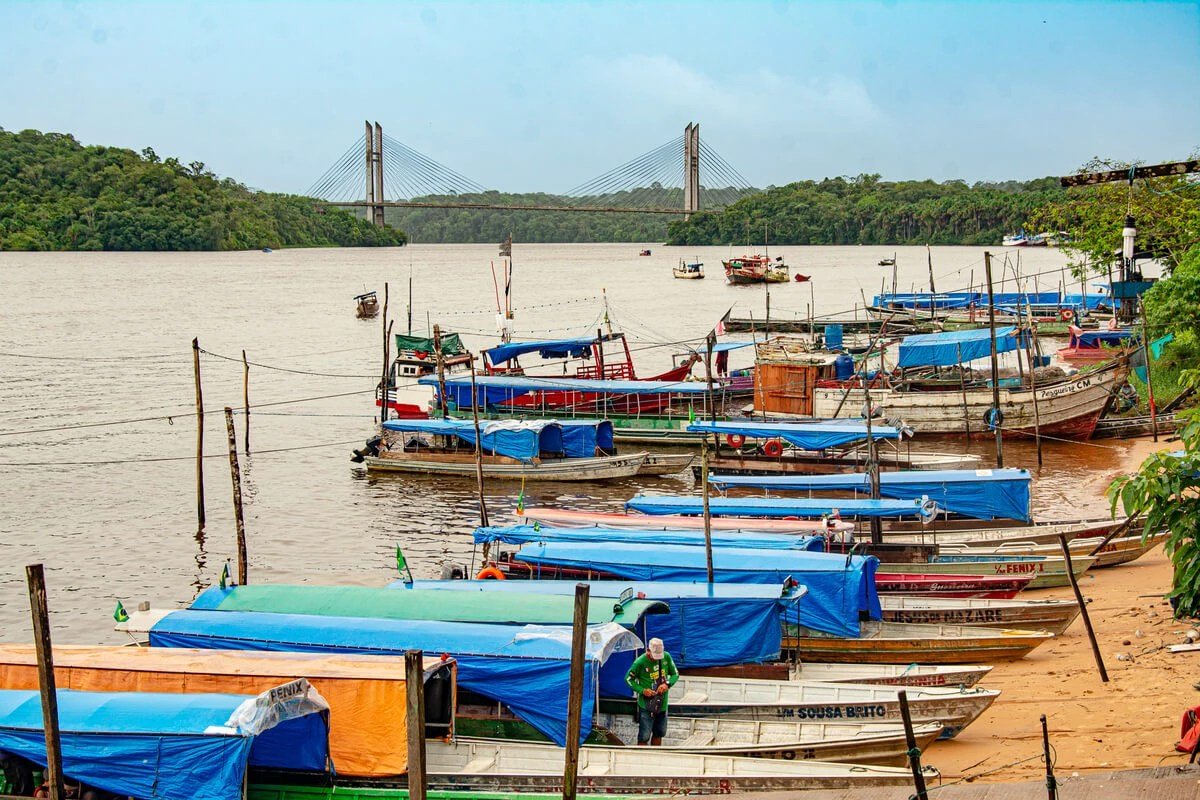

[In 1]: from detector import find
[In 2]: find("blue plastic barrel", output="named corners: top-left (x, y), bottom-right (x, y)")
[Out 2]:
top-left (835, 354), bottom-right (855, 380)
top-left (824, 324), bottom-right (844, 350)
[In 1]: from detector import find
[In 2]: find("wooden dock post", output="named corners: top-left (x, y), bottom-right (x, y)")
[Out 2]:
top-left (192, 338), bottom-right (205, 531)
top-left (26, 564), bottom-right (64, 800)
top-left (468, 365), bottom-right (490, 528)
top-left (563, 583), bottom-right (590, 800)
top-left (241, 349), bottom-right (250, 454)
top-left (404, 650), bottom-right (428, 800)
top-left (433, 325), bottom-right (449, 420)
top-left (224, 408), bottom-right (248, 586)
top-left (381, 282), bottom-right (391, 424)
top-left (1140, 298), bottom-right (1159, 441)
top-left (983, 251), bottom-right (1004, 468)
top-left (1040, 714), bottom-right (1057, 798)
top-left (702, 332), bottom-right (716, 582)
top-left (897, 689), bottom-right (928, 799)
top-left (1024, 296), bottom-right (1044, 467)
top-left (1058, 534), bottom-right (1108, 682)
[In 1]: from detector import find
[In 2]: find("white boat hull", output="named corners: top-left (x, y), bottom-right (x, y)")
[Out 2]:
top-left (881, 596), bottom-right (1080, 634)
top-left (364, 452), bottom-right (647, 482)
top-left (792, 661), bottom-right (992, 688)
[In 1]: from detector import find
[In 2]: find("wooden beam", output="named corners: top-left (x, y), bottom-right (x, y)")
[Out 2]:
top-left (563, 584), bottom-right (590, 800)
top-left (1060, 159), bottom-right (1200, 187)
top-left (404, 650), bottom-right (427, 800)
top-left (26, 564), bottom-right (64, 800)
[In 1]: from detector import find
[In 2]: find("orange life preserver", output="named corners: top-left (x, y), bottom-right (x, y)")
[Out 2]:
top-left (763, 439), bottom-right (784, 458)
top-left (476, 566), bottom-right (506, 580)
top-left (1059, 308), bottom-right (1073, 322)
top-left (726, 433), bottom-right (746, 448)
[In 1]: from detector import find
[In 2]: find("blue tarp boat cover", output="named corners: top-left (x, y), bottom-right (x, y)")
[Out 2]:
top-left (473, 523), bottom-right (825, 551)
top-left (558, 420), bottom-right (615, 457)
top-left (687, 420), bottom-right (900, 449)
top-left (897, 327), bottom-right (1020, 368)
top-left (708, 468), bottom-right (1031, 522)
top-left (873, 291), bottom-right (1106, 311)
top-left (511, 542), bottom-right (880, 637)
top-left (701, 341), bottom-right (755, 354)
top-left (626, 494), bottom-right (938, 520)
top-left (0, 687), bottom-right (330, 800)
top-left (485, 337), bottom-right (597, 365)
top-left (1070, 329), bottom-right (1134, 348)
top-left (381, 418), bottom-right (563, 462)
top-left (391, 580), bottom-right (806, 669)
top-left (146, 610), bottom-right (638, 746)
top-left (420, 374), bottom-right (708, 409)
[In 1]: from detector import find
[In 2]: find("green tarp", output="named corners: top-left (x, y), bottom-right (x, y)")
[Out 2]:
top-left (395, 333), bottom-right (465, 355)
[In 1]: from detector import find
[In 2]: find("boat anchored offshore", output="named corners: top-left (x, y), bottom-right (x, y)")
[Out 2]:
top-left (724, 254), bottom-right (790, 284)
top-left (354, 291), bottom-right (380, 319)
top-left (674, 259), bottom-right (705, 279)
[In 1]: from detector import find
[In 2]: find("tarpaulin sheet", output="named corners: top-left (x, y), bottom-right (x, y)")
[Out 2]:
top-left (485, 337), bottom-right (596, 365)
top-left (420, 375), bottom-right (709, 412)
top-left (473, 523), bottom-right (825, 551)
top-left (897, 327), bottom-right (1019, 368)
top-left (0, 688), bottom-right (328, 800)
top-left (512, 542), bottom-right (880, 638)
top-left (391, 580), bottom-right (803, 669)
top-left (395, 332), bottom-right (465, 355)
top-left (626, 494), bottom-right (938, 520)
top-left (381, 418), bottom-right (563, 462)
top-left (708, 468), bottom-right (1031, 522)
top-left (558, 420), bottom-right (615, 457)
top-left (147, 610), bottom-right (636, 746)
top-left (1069, 328), bottom-right (1134, 348)
top-left (687, 420), bottom-right (900, 449)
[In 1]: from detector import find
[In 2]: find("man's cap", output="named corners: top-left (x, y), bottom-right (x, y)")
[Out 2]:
top-left (647, 638), bottom-right (664, 659)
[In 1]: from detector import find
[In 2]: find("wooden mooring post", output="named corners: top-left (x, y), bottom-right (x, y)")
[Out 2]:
top-left (192, 338), bottom-right (205, 531)
top-left (562, 584), bottom-right (590, 800)
top-left (983, 251), bottom-right (1004, 468)
top-left (702, 332), bottom-right (716, 582)
top-left (468, 365), bottom-right (490, 528)
top-left (26, 564), bottom-right (64, 800)
top-left (1041, 714), bottom-right (1057, 799)
top-left (224, 407), bottom-right (248, 585)
top-left (897, 689), bottom-right (928, 799)
top-left (404, 650), bottom-right (428, 800)
top-left (1059, 534), bottom-right (1107, 682)
top-left (381, 282), bottom-right (391, 424)
top-left (433, 325), bottom-right (449, 420)
top-left (241, 349), bottom-right (250, 454)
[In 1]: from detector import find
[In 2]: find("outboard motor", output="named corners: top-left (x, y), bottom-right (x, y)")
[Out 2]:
top-left (350, 436), bottom-right (383, 463)
top-left (440, 562), bottom-right (467, 580)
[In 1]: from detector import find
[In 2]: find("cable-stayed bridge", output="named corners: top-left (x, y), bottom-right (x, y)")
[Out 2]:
top-left (308, 122), bottom-right (756, 222)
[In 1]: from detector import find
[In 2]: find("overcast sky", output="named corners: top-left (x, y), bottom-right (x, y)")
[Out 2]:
top-left (2, 1), bottom-right (1197, 195)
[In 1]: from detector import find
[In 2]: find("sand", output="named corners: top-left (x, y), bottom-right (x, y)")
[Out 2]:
top-left (921, 435), bottom-right (1196, 784)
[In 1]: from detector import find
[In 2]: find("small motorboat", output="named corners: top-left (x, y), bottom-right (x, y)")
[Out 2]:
top-left (355, 291), bottom-right (380, 319)
top-left (794, 273), bottom-right (811, 282)
top-left (673, 259), bottom-right (705, 279)
top-left (878, 257), bottom-right (896, 266)
top-left (639, 249), bottom-right (652, 256)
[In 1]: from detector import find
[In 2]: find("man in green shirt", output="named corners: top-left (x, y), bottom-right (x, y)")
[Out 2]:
top-left (623, 637), bottom-right (679, 745)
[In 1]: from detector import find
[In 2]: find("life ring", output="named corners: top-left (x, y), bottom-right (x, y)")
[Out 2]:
top-left (476, 566), bottom-right (505, 580)
top-left (726, 433), bottom-right (746, 448)
top-left (1059, 309), bottom-right (1073, 322)
top-left (415, 350), bottom-right (429, 360)
top-left (763, 439), bottom-right (784, 458)
top-left (984, 408), bottom-right (1005, 430)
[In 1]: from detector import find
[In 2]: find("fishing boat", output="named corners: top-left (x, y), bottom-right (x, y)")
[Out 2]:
top-left (378, 331), bottom-right (475, 418)
top-left (938, 532), bottom-right (1167, 569)
top-left (592, 714), bottom-right (943, 766)
top-left (358, 419), bottom-right (648, 482)
top-left (1093, 411), bottom-right (1181, 439)
top-left (355, 290), bottom-right (380, 318)
top-left (783, 620), bottom-right (1054, 664)
top-left (1057, 325), bottom-right (1135, 364)
top-left (878, 256), bottom-right (896, 267)
top-left (880, 596), bottom-right (1080, 634)
top-left (606, 676), bottom-right (1001, 739)
top-left (790, 661), bottom-right (991, 688)
top-left (875, 553), bottom-right (1097, 590)
top-left (639, 248), bottom-right (652, 256)
top-left (724, 254), bottom-right (789, 285)
top-left (882, 515), bottom-right (1144, 542)
top-left (673, 259), bottom-right (705, 279)
top-left (874, 573), bottom-right (1034, 598)
top-left (516, 506), bottom-right (856, 535)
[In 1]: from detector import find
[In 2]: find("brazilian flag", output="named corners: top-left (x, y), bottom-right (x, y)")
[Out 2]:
top-left (396, 545), bottom-right (413, 584)
top-left (219, 562), bottom-right (231, 591)
top-left (113, 601), bottom-right (129, 623)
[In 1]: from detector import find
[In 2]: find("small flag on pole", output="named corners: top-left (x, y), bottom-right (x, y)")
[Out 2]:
top-left (113, 601), bottom-right (129, 623)
top-left (396, 545), bottom-right (413, 584)
top-left (688, 405), bottom-right (696, 424)
top-left (219, 561), bottom-right (231, 590)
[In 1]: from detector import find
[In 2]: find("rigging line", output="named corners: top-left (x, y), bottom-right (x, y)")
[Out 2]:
top-left (387, 137), bottom-right (486, 193)
top-left (313, 140), bottom-right (369, 200)
top-left (699, 149), bottom-right (754, 194)
top-left (590, 150), bottom-right (683, 207)
top-left (384, 149), bottom-right (443, 197)
top-left (397, 147), bottom-right (479, 197)
top-left (0, 350), bottom-right (179, 362)
top-left (382, 158), bottom-right (422, 201)
top-left (0, 438), bottom-right (366, 469)
top-left (564, 136), bottom-right (685, 197)
top-left (199, 349), bottom-right (379, 378)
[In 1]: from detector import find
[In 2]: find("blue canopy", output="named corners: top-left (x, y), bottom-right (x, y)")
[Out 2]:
top-left (512, 542), bottom-right (879, 638)
top-left (874, 291), bottom-right (1105, 311)
top-left (393, 580), bottom-right (805, 669)
top-left (146, 610), bottom-right (637, 747)
top-left (708, 469), bottom-right (1031, 522)
top-left (558, 420), bottom-right (615, 457)
top-left (0, 688), bottom-right (329, 800)
top-left (702, 341), bottom-right (756, 354)
top-left (1070, 329), bottom-right (1134, 348)
top-left (473, 524), bottom-right (826, 551)
top-left (626, 494), bottom-right (938, 520)
top-left (420, 374), bottom-right (708, 409)
top-left (485, 337), bottom-right (597, 365)
top-left (897, 327), bottom-right (1020, 369)
top-left (687, 420), bottom-right (900, 449)
top-left (381, 418), bottom-right (563, 462)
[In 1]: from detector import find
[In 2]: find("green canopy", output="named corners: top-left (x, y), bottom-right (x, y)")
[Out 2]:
top-left (395, 332), bottom-right (466, 355)
top-left (192, 585), bottom-right (667, 628)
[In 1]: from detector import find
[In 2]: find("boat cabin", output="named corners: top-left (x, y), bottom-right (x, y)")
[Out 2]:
top-left (354, 291), bottom-right (380, 319)
top-left (752, 336), bottom-right (850, 416)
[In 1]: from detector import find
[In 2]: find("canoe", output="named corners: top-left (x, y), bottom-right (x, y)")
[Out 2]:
top-left (783, 620), bottom-right (1054, 664)
top-left (703, 448), bottom-right (982, 474)
top-left (791, 661), bottom-right (992, 688)
top-left (593, 714), bottom-right (943, 766)
top-left (517, 506), bottom-right (855, 535)
top-left (606, 675), bottom-right (1000, 739)
top-left (1093, 412), bottom-right (1181, 439)
top-left (883, 516), bottom-right (1142, 543)
top-left (364, 452), bottom-right (647, 481)
top-left (876, 554), bottom-right (1097, 590)
top-left (938, 532), bottom-right (1166, 569)
top-left (875, 573), bottom-right (1034, 598)
top-left (424, 737), bottom-right (917, 791)
top-left (637, 452), bottom-right (696, 476)
top-left (881, 596), bottom-right (1080, 634)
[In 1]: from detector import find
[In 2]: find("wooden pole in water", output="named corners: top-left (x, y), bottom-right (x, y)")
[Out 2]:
top-left (26, 564), bottom-right (64, 800)
top-left (192, 338), bottom-right (205, 531)
top-left (241, 349), bottom-right (250, 454)
top-left (432, 324), bottom-right (449, 420)
top-left (1140, 299), bottom-right (1159, 441)
top-left (864, 386), bottom-right (882, 546)
top-left (381, 283), bottom-right (391, 424)
top-left (1024, 296), bottom-right (1044, 467)
top-left (955, 343), bottom-right (971, 438)
top-left (1040, 714), bottom-right (1057, 799)
top-left (926, 244), bottom-right (936, 295)
top-left (404, 650), bottom-right (428, 800)
top-left (703, 332), bottom-right (716, 582)
top-left (983, 252), bottom-right (1004, 468)
top-left (468, 364), bottom-right (490, 528)
top-left (224, 408), bottom-right (248, 586)
top-left (1058, 534), bottom-right (1108, 682)
top-left (563, 584), bottom-right (590, 800)
top-left (897, 690), bottom-right (928, 799)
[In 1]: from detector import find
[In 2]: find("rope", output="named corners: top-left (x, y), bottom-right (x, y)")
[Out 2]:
top-left (0, 438), bottom-right (364, 468)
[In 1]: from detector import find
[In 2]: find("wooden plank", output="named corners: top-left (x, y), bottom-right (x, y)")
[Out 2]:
top-left (404, 649), bottom-right (427, 800)
top-left (563, 584), bottom-right (590, 800)
top-left (26, 564), bottom-right (63, 800)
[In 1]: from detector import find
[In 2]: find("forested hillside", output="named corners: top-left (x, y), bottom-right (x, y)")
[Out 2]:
top-left (0, 128), bottom-right (407, 251)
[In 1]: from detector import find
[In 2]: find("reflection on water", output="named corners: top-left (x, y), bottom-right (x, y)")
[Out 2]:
top-left (0, 244), bottom-right (1136, 643)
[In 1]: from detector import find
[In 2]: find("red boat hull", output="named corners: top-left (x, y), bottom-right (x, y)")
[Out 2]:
top-left (875, 573), bottom-right (1034, 599)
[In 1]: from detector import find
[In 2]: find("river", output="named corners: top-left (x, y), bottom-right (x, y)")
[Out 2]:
top-left (0, 244), bottom-right (1143, 642)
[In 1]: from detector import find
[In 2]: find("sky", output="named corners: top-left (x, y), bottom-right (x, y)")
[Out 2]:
top-left (1, 1), bottom-right (1198, 196)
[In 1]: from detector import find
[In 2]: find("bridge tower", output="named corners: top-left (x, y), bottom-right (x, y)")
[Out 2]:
top-left (683, 122), bottom-right (701, 217)
top-left (364, 120), bottom-right (386, 226)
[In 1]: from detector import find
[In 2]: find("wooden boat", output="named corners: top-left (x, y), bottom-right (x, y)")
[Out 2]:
top-left (608, 676), bottom-right (1001, 739)
top-left (875, 573), bottom-right (1034, 598)
top-left (704, 447), bottom-right (981, 475)
top-left (790, 661), bottom-right (992, 688)
top-left (881, 596), bottom-right (1079, 634)
top-left (938, 532), bottom-right (1166, 569)
top-left (876, 553), bottom-right (1097, 590)
top-left (723, 254), bottom-right (789, 285)
top-left (719, 308), bottom-right (923, 335)
top-left (639, 248), bottom-right (652, 256)
top-left (516, 506), bottom-right (856, 535)
top-left (354, 291), bottom-right (380, 319)
top-left (1093, 412), bottom-right (1181, 439)
top-left (422, 737), bottom-right (917, 791)
top-left (365, 450), bottom-right (646, 481)
top-left (593, 714), bottom-right (943, 766)
top-left (673, 260), bottom-right (705, 279)
top-left (637, 452), bottom-right (696, 476)
top-left (1057, 326), bottom-right (1133, 364)
top-left (783, 620), bottom-right (1054, 664)
top-left (883, 515), bottom-right (1143, 542)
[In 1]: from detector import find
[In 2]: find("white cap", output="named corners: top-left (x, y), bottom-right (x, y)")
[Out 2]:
top-left (647, 638), bottom-right (664, 659)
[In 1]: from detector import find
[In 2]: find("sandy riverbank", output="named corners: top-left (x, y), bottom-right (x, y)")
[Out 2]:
top-left (920, 435), bottom-right (1192, 784)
